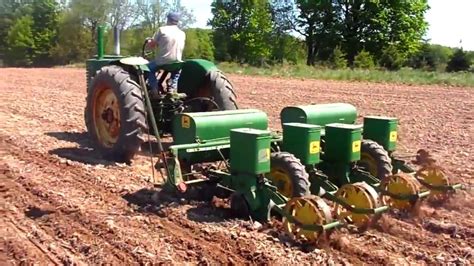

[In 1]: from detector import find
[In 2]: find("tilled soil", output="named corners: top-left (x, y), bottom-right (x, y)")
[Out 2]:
top-left (0, 68), bottom-right (473, 265)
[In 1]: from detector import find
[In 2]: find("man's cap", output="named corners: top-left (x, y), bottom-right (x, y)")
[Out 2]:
top-left (167, 12), bottom-right (180, 24)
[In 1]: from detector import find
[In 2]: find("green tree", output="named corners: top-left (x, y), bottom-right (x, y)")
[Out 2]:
top-left (30, 0), bottom-right (59, 65)
top-left (292, 0), bottom-right (339, 65)
top-left (5, 15), bottom-right (35, 66)
top-left (270, 34), bottom-right (305, 64)
top-left (289, 0), bottom-right (429, 66)
top-left (446, 49), bottom-right (471, 72)
top-left (329, 46), bottom-right (347, 69)
top-left (183, 28), bottom-right (214, 60)
top-left (210, 0), bottom-right (273, 65)
top-left (234, 0), bottom-right (272, 65)
top-left (409, 43), bottom-right (454, 71)
top-left (0, 0), bottom-right (33, 61)
top-left (379, 45), bottom-right (405, 70)
top-left (69, 0), bottom-right (111, 41)
top-left (136, 0), bottom-right (196, 32)
top-left (353, 50), bottom-right (375, 69)
top-left (50, 11), bottom-right (93, 64)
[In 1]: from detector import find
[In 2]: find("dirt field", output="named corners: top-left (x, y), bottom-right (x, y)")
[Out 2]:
top-left (1, 68), bottom-right (473, 265)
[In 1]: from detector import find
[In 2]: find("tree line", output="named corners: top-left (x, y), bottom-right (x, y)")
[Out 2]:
top-left (0, 0), bottom-right (472, 72)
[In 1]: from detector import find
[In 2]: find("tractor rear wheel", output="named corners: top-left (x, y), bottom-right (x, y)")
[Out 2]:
top-left (267, 152), bottom-right (310, 198)
top-left (359, 139), bottom-right (393, 180)
top-left (85, 65), bottom-right (147, 162)
top-left (191, 71), bottom-right (238, 111)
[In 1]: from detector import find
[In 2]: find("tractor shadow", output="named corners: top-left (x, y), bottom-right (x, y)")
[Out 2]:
top-left (45, 131), bottom-right (117, 165)
top-left (122, 187), bottom-right (318, 251)
top-left (122, 186), bottom-right (234, 224)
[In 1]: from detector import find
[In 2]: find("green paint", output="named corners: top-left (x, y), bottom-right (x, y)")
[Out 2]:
top-left (282, 123), bottom-right (321, 165)
top-left (97, 25), bottom-right (104, 59)
top-left (177, 59), bottom-right (218, 95)
top-left (172, 109), bottom-right (268, 144)
top-left (323, 123), bottom-right (363, 163)
top-left (363, 116), bottom-right (398, 151)
top-left (85, 56), bottom-right (124, 92)
top-left (280, 103), bottom-right (357, 127)
top-left (171, 109), bottom-right (268, 165)
top-left (230, 128), bottom-right (272, 175)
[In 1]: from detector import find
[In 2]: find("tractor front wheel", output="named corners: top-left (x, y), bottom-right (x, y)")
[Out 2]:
top-left (268, 152), bottom-right (310, 198)
top-left (85, 65), bottom-right (147, 162)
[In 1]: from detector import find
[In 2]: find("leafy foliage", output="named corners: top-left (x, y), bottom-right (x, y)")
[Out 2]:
top-left (5, 15), bottom-right (35, 66)
top-left (408, 43), bottom-right (454, 71)
top-left (284, 0), bottom-right (429, 66)
top-left (379, 45), bottom-right (405, 71)
top-left (50, 11), bottom-right (93, 65)
top-left (210, 0), bottom-right (274, 65)
top-left (30, 0), bottom-right (59, 65)
top-left (353, 50), bottom-right (375, 70)
top-left (1, 0), bottom-right (472, 76)
top-left (329, 46), bottom-right (347, 69)
top-left (446, 49), bottom-right (471, 72)
top-left (183, 28), bottom-right (214, 61)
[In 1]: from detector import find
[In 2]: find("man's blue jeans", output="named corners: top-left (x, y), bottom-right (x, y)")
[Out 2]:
top-left (146, 61), bottom-right (180, 92)
top-left (146, 61), bottom-right (159, 91)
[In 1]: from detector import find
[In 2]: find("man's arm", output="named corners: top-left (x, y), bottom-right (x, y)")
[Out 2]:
top-left (146, 29), bottom-right (162, 49)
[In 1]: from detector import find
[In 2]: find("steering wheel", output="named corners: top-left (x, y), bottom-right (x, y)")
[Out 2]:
top-left (142, 38), bottom-right (154, 60)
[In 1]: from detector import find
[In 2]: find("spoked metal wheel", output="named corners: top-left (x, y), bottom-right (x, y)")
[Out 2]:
top-left (282, 196), bottom-right (333, 243)
top-left (416, 165), bottom-right (451, 202)
top-left (380, 173), bottom-right (422, 212)
top-left (334, 182), bottom-right (382, 232)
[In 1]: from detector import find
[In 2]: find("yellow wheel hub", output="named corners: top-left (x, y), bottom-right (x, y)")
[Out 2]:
top-left (268, 167), bottom-right (293, 198)
top-left (380, 173), bottom-right (421, 211)
top-left (360, 152), bottom-right (378, 178)
top-left (282, 196), bottom-right (332, 243)
top-left (92, 84), bottom-right (121, 148)
top-left (416, 165), bottom-right (450, 201)
top-left (334, 182), bottom-right (380, 231)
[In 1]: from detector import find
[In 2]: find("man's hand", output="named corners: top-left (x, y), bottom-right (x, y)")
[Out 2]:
top-left (145, 37), bottom-right (156, 49)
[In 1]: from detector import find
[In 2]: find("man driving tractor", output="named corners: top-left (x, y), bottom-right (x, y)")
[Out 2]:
top-left (146, 12), bottom-right (186, 95)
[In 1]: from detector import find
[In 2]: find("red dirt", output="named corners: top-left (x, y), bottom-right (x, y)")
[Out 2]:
top-left (1, 67), bottom-right (473, 264)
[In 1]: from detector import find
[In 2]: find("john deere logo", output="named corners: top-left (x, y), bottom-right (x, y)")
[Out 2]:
top-left (352, 140), bottom-right (361, 152)
top-left (181, 116), bottom-right (190, 128)
top-left (389, 131), bottom-right (397, 142)
top-left (309, 141), bottom-right (320, 154)
top-left (258, 148), bottom-right (270, 163)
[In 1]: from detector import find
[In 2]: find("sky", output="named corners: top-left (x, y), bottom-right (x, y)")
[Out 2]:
top-left (180, 0), bottom-right (474, 51)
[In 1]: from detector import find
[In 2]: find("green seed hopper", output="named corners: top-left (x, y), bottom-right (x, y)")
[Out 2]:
top-left (271, 103), bottom-right (462, 223)
top-left (162, 110), bottom-right (343, 242)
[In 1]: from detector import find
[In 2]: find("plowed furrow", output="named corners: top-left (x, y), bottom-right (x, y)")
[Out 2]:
top-left (1, 135), bottom-right (270, 263)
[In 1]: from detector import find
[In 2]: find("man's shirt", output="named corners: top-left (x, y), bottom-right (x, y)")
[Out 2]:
top-left (153, 25), bottom-right (186, 66)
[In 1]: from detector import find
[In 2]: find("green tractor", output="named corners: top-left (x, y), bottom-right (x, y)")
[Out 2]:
top-left (84, 26), bottom-right (237, 161)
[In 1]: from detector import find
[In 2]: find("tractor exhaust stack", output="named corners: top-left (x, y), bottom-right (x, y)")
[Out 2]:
top-left (113, 26), bottom-right (121, 56)
top-left (97, 25), bottom-right (104, 59)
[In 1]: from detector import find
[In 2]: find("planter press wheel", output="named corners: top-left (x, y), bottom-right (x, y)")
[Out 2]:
top-left (380, 173), bottom-right (422, 212)
top-left (334, 182), bottom-right (382, 232)
top-left (282, 196), bottom-right (333, 243)
top-left (416, 165), bottom-right (451, 202)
